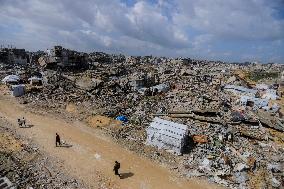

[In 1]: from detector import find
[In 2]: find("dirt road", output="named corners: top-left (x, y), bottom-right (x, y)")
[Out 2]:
top-left (0, 95), bottom-right (221, 189)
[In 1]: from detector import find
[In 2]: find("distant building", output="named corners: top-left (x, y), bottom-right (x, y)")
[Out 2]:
top-left (129, 72), bottom-right (158, 91)
top-left (38, 46), bottom-right (87, 69)
top-left (0, 48), bottom-right (27, 65)
top-left (146, 117), bottom-right (188, 155)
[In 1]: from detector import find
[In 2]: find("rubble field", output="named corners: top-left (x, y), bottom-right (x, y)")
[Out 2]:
top-left (1, 46), bottom-right (284, 188)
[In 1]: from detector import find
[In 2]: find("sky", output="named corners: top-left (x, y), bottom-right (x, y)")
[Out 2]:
top-left (0, 0), bottom-right (284, 63)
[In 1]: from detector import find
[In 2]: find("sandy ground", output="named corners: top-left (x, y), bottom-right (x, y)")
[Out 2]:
top-left (0, 94), bottom-right (222, 189)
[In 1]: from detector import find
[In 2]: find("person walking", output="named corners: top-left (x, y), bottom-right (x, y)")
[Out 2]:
top-left (113, 161), bottom-right (121, 178)
top-left (56, 133), bottom-right (61, 147)
top-left (17, 118), bottom-right (23, 127)
top-left (22, 117), bottom-right (26, 127)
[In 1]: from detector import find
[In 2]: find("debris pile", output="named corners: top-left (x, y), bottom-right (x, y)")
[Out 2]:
top-left (1, 45), bottom-right (284, 188)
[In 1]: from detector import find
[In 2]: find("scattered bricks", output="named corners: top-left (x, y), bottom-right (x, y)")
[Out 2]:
top-left (247, 156), bottom-right (256, 171)
top-left (192, 135), bottom-right (208, 144)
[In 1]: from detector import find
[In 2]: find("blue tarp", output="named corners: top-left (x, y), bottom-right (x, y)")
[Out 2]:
top-left (116, 115), bottom-right (128, 123)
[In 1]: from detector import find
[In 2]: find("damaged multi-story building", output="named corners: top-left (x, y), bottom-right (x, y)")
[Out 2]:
top-left (0, 47), bottom-right (28, 65)
top-left (38, 46), bottom-right (87, 69)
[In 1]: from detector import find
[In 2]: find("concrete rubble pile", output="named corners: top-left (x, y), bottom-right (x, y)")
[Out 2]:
top-left (1, 46), bottom-right (284, 188)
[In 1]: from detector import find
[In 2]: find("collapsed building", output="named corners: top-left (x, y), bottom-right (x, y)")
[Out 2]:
top-left (129, 72), bottom-right (159, 91)
top-left (0, 47), bottom-right (28, 65)
top-left (38, 46), bottom-right (87, 69)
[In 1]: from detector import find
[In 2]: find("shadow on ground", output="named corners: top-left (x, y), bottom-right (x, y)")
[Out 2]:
top-left (19, 124), bottom-right (34, 128)
top-left (57, 144), bottom-right (73, 148)
top-left (120, 172), bottom-right (134, 179)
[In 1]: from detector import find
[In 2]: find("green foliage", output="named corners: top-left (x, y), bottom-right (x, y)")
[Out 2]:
top-left (248, 71), bottom-right (280, 81)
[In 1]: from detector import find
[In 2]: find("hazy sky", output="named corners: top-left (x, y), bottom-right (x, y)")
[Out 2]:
top-left (0, 0), bottom-right (284, 63)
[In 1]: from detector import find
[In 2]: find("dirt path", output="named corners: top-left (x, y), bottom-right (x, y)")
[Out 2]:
top-left (0, 95), bottom-right (221, 189)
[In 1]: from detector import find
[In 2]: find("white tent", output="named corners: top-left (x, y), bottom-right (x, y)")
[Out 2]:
top-left (2, 75), bottom-right (20, 84)
top-left (146, 117), bottom-right (188, 155)
top-left (28, 76), bottom-right (43, 85)
top-left (28, 76), bottom-right (42, 81)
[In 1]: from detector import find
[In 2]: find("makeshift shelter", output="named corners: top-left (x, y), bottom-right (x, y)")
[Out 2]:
top-left (2, 75), bottom-right (20, 85)
top-left (224, 85), bottom-right (257, 97)
top-left (11, 84), bottom-right (25, 97)
top-left (146, 117), bottom-right (188, 155)
top-left (138, 83), bottom-right (170, 95)
top-left (151, 83), bottom-right (169, 93)
top-left (28, 76), bottom-right (43, 86)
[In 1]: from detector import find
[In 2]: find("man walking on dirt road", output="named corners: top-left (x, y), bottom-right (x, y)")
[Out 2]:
top-left (113, 161), bottom-right (121, 178)
top-left (18, 118), bottom-right (23, 127)
top-left (56, 133), bottom-right (61, 147)
top-left (22, 117), bottom-right (26, 127)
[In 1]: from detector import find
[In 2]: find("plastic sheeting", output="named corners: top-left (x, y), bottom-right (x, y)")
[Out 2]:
top-left (138, 83), bottom-right (170, 94)
top-left (224, 85), bottom-right (257, 96)
top-left (255, 84), bottom-right (269, 90)
top-left (2, 75), bottom-right (20, 84)
top-left (28, 76), bottom-right (42, 81)
top-left (262, 89), bottom-right (279, 100)
top-left (240, 95), bottom-right (269, 109)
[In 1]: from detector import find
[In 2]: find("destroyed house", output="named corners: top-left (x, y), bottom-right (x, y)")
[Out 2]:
top-left (130, 73), bottom-right (157, 90)
top-left (146, 117), bottom-right (188, 155)
top-left (38, 46), bottom-right (87, 69)
top-left (130, 78), bottom-right (145, 90)
top-left (0, 48), bottom-right (27, 65)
